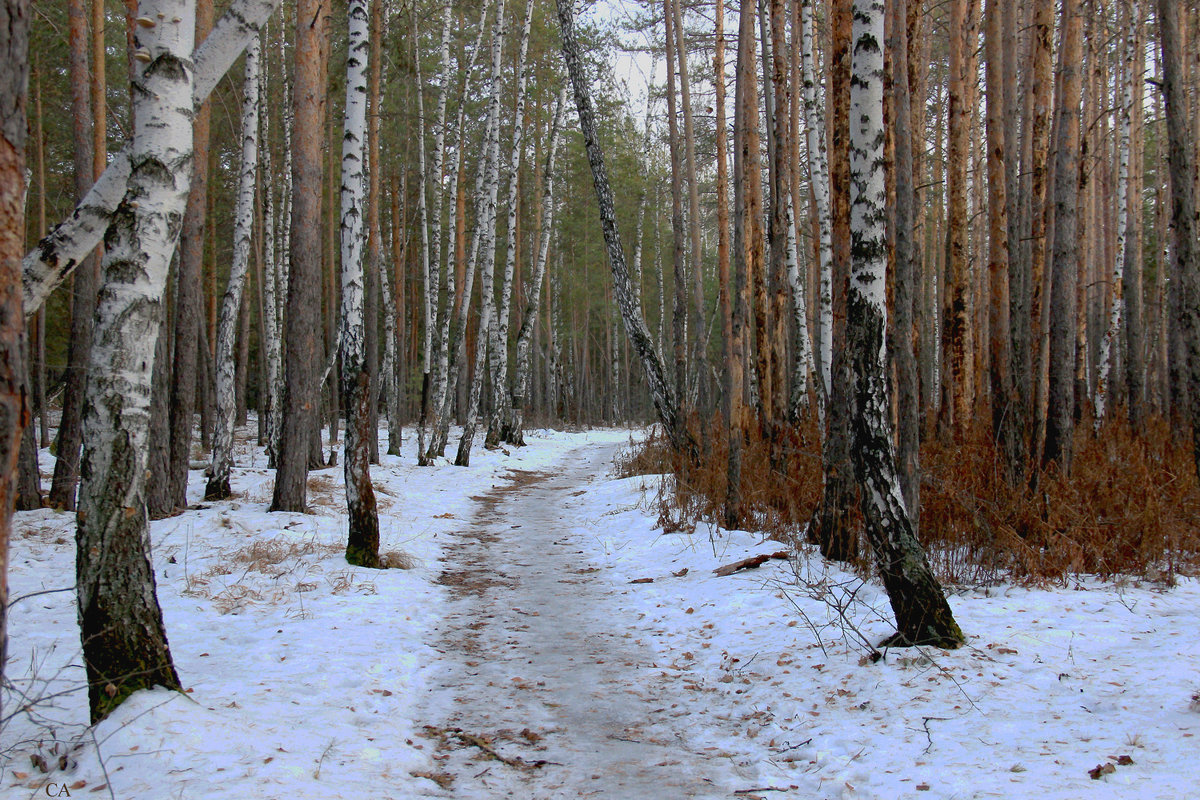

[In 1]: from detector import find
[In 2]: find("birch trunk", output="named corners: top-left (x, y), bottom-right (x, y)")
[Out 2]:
top-left (847, 0), bottom-right (963, 648)
top-left (1097, 0), bottom-right (1138, 424)
top-left (800, 0), bottom-right (833, 405)
top-left (21, 0), bottom-right (282, 316)
top-left (340, 0), bottom-right (380, 566)
top-left (485, 0), bottom-right (535, 448)
top-left (508, 87), bottom-right (567, 446)
top-left (455, 0), bottom-right (508, 467)
top-left (259, 47), bottom-right (282, 467)
top-left (207, 35), bottom-right (261, 500)
top-left (413, 0), bottom-right (436, 463)
top-left (556, 0), bottom-right (685, 450)
top-left (76, 0), bottom-right (190, 722)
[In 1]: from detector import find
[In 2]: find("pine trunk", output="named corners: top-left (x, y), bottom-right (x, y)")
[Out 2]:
top-left (271, 0), bottom-right (326, 511)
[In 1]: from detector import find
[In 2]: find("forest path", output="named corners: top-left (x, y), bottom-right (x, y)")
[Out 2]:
top-left (411, 438), bottom-right (748, 799)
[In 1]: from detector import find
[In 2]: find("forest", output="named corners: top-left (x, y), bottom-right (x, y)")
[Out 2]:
top-left (1, 0), bottom-right (1200, 796)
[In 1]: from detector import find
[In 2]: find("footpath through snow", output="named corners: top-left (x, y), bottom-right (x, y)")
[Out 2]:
top-left (3, 427), bottom-right (1200, 800)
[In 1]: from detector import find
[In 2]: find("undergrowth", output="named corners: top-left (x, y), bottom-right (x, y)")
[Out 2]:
top-left (619, 412), bottom-right (1200, 586)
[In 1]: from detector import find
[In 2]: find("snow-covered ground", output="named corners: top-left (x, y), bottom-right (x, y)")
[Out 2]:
top-left (3, 426), bottom-right (1198, 799)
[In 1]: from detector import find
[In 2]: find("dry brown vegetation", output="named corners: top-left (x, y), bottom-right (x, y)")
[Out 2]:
top-left (620, 413), bottom-right (1200, 586)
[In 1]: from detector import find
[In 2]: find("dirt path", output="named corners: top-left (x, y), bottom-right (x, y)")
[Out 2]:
top-left (411, 441), bottom-right (749, 798)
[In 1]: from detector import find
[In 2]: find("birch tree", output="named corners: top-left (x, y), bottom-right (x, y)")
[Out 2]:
top-left (485, 0), bottom-right (535, 448)
top-left (846, 0), bottom-right (963, 648)
top-left (1096, 0), bottom-right (1139, 424)
top-left (206, 34), bottom-right (261, 500)
top-left (799, 0), bottom-right (832, 405)
top-left (455, 0), bottom-right (508, 467)
top-left (340, 0), bottom-right (381, 565)
top-left (508, 87), bottom-right (568, 446)
top-left (76, 0), bottom-right (195, 721)
top-left (22, 0), bottom-right (283, 314)
top-left (556, 0), bottom-right (686, 451)
top-left (0, 0), bottom-right (30, 714)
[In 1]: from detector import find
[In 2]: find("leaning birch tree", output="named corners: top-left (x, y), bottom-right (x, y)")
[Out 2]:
top-left (75, 0), bottom-right (195, 721)
top-left (845, 0), bottom-right (963, 648)
top-left (340, 0), bottom-right (381, 566)
top-left (207, 33), bottom-right (261, 500)
top-left (555, 0), bottom-right (686, 451)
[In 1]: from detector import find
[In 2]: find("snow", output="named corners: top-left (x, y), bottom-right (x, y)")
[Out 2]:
top-left (4, 425), bottom-right (1199, 799)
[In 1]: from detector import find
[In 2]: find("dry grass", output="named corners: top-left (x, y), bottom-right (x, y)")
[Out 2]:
top-left (630, 411), bottom-right (1200, 586)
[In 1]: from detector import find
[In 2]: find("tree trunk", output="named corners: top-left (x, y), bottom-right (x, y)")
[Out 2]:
top-left (455, 0), bottom-right (508, 467)
top-left (76, 0), bottom-right (191, 722)
top-left (168, 0), bottom-right (214, 512)
top-left (1157, 0), bottom-right (1200, 479)
top-left (942, 0), bottom-right (975, 436)
top-left (0, 0), bottom-right (30, 716)
top-left (48, 0), bottom-right (97, 510)
top-left (340, 0), bottom-right (381, 566)
top-left (1097, 0), bottom-right (1139, 424)
top-left (810, 0), bottom-right (858, 563)
top-left (207, 34), bottom-right (261, 500)
top-left (22, 0), bottom-right (282, 317)
top-left (1044, 0), bottom-right (1083, 472)
top-left (674, 0), bottom-right (710, 423)
top-left (271, 0), bottom-right (326, 511)
top-left (889, 0), bottom-right (919, 518)
top-left (486, 0), bottom-right (535, 448)
top-left (1124, 0), bottom-right (1146, 426)
top-left (509, 88), bottom-right (567, 447)
top-left (556, 0), bottom-right (685, 451)
top-left (800, 0), bottom-right (833, 408)
top-left (985, 0), bottom-right (1019, 477)
top-left (664, 0), bottom-right (688, 416)
top-left (848, 0), bottom-right (963, 648)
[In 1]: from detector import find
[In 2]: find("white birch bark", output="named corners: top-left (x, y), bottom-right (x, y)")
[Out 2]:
top-left (259, 53), bottom-right (283, 466)
top-left (379, 222), bottom-right (400, 454)
top-left (485, 0), bottom-right (535, 446)
top-left (23, 0), bottom-right (280, 315)
top-left (455, 0), bottom-right (508, 466)
top-left (1096, 0), bottom-right (1138, 424)
top-left (800, 0), bottom-right (833, 404)
top-left (508, 87), bottom-right (567, 444)
top-left (412, 0), bottom-right (434, 461)
top-left (425, 0), bottom-right (495, 460)
top-left (76, 0), bottom-right (193, 720)
top-left (340, 0), bottom-right (380, 565)
top-left (845, 0), bottom-right (962, 647)
top-left (207, 33), bottom-right (261, 499)
top-left (786, 193), bottom-right (813, 419)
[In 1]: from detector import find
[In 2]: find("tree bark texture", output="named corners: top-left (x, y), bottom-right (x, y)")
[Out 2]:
top-left (271, 0), bottom-right (326, 511)
top-left (76, 0), bottom-right (192, 722)
top-left (0, 0), bottom-right (30, 716)
top-left (207, 34), bottom-right (261, 500)
top-left (847, 0), bottom-right (963, 648)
